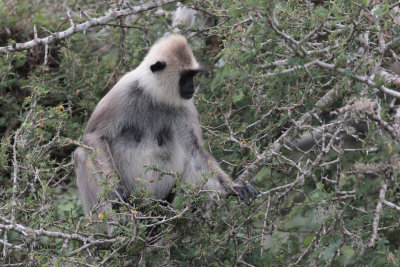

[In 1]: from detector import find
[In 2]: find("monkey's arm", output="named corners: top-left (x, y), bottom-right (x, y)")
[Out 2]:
top-left (80, 88), bottom-right (124, 179)
top-left (181, 123), bottom-right (257, 205)
top-left (75, 94), bottom-right (129, 220)
top-left (181, 107), bottom-right (257, 205)
top-left (204, 151), bottom-right (258, 205)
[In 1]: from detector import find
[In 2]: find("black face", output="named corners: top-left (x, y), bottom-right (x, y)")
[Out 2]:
top-left (150, 61), bottom-right (208, 100)
top-left (179, 70), bottom-right (198, 99)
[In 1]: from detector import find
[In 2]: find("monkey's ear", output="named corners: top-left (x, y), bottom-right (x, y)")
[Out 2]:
top-left (150, 61), bottom-right (166, 73)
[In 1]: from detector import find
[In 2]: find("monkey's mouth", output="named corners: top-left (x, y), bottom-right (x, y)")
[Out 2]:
top-left (181, 92), bottom-right (194, 99)
top-left (180, 87), bottom-right (195, 99)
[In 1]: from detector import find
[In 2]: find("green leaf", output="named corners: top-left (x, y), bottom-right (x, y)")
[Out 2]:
top-left (304, 234), bottom-right (314, 246)
top-left (236, 232), bottom-right (245, 238)
top-left (341, 245), bottom-right (355, 259)
top-left (314, 7), bottom-right (329, 20)
top-left (316, 182), bottom-right (324, 191)
top-left (232, 92), bottom-right (245, 104)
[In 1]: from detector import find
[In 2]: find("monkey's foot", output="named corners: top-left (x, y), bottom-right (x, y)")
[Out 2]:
top-left (232, 183), bottom-right (258, 205)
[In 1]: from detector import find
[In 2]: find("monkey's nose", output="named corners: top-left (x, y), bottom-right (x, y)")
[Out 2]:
top-left (197, 65), bottom-right (210, 73)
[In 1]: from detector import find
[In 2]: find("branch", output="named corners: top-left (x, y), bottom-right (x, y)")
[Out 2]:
top-left (257, 59), bottom-right (400, 99)
top-left (368, 180), bottom-right (387, 247)
top-left (236, 82), bottom-right (342, 183)
top-left (257, 60), bottom-right (318, 78)
top-left (367, 113), bottom-right (399, 139)
top-left (0, 0), bottom-right (177, 54)
top-left (377, 67), bottom-right (400, 88)
top-left (314, 60), bottom-right (400, 99)
top-left (382, 199), bottom-right (400, 212)
top-left (289, 224), bottom-right (325, 267)
top-left (0, 215), bottom-right (121, 246)
top-left (240, 55), bottom-right (400, 183)
top-left (0, 239), bottom-right (25, 251)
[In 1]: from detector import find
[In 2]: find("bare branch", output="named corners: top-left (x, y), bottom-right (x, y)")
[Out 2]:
top-left (0, 0), bottom-right (177, 54)
top-left (0, 215), bottom-right (121, 246)
top-left (314, 60), bottom-right (400, 99)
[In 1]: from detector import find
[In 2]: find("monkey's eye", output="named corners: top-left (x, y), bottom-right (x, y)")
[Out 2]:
top-left (150, 61), bottom-right (166, 72)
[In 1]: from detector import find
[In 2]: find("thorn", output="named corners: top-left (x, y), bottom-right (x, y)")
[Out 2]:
top-left (81, 11), bottom-right (92, 21)
top-left (40, 27), bottom-right (53, 35)
top-left (44, 44), bottom-right (48, 65)
top-left (33, 24), bottom-right (38, 39)
top-left (67, 9), bottom-right (74, 28)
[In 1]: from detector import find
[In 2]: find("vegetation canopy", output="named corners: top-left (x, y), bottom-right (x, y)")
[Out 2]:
top-left (1, 0), bottom-right (400, 266)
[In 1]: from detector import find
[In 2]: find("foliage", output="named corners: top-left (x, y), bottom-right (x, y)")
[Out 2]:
top-left (1, 0), bottom-right (400, 266)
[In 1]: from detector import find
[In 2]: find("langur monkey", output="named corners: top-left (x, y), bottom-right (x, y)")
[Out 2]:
top-left (74, 34), bottom-right (257, 225)
top-left (171, 2), bottom-right (211, 33)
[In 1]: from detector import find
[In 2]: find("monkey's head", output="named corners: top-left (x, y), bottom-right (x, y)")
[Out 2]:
top-left (138, 34), bottom-right (207, 106)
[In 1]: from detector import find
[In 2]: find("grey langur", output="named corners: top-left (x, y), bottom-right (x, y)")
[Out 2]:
top-left (74, 34), bottom-right (257, 221)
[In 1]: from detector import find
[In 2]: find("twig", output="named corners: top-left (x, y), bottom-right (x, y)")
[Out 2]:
top-left (257, 60), bottom-right (318, 78)
top-left (257, 59), bottom-right (400, 99)
top-left (145, 206), bottom-right (190, 227)
top-left (266, 12), bottom-right (309, 56)
top-left (236, 82), bottom-right (343, 183)
top-left (289, 224), bottom-right (324, 267)
top-left (260, 195), bottom-right (270, 255)
top-left (0, 239), bottom-right (25, 250)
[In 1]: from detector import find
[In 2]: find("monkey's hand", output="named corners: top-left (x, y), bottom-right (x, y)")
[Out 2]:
top-left (110, 184), bottom-right (131, 211)
top-left (231, 183), bottom-right (258, 205)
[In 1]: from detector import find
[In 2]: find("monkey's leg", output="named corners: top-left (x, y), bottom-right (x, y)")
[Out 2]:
top-left (74, 147), bottom-right (117, 234)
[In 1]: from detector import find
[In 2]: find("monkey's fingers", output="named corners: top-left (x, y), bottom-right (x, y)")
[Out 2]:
top-left (239, 187), bottom-right (250, 205)
top-left (246, 184), bottom-right (258, 200)
top-left (110, 184), bottom-right (131, 210)
top-left (232, 184), bottom-right (257, 205)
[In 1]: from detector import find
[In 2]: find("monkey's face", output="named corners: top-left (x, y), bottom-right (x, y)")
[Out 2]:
top-left (143, 34), bottom-right (208, 103)
top-left (150, 60), bottom-right (207, 100)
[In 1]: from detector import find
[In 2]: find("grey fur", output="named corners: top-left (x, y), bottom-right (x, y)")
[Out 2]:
top-left (74, 35), bottom-right (257, 228)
